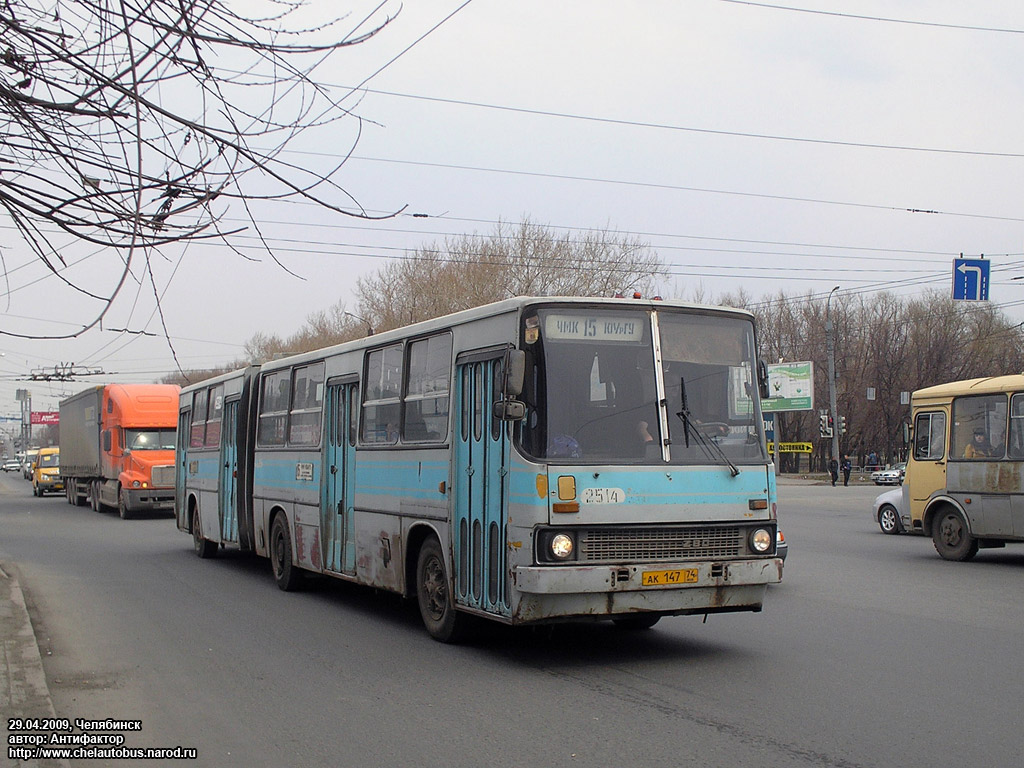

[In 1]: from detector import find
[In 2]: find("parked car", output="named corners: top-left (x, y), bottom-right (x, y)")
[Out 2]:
top-left (872, 487), bottom-right (912, 535)
top-left (871, 462), bottom-right (906, 485)
top-left (2, 459), bottom-right (21, 472)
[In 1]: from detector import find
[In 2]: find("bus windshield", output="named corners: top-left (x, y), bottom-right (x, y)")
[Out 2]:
top-left (520, 307), bottom-right (766, 465)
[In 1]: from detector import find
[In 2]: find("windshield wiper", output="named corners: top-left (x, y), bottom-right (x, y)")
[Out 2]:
top-left (676, 376), bottom-right (740, 477)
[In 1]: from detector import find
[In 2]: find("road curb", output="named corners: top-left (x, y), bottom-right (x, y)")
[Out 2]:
top-left (1, 562), bottom-right (68, 768)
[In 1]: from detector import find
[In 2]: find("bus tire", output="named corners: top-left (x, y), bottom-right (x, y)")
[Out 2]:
top-left (270, 513), bottom-right (302, 591)
top-left (613, 614), bottom-right (661, 630)
top-left (192, 508), bottom-right (217, 559)
top-left (416, 536), bottom-right (464, 643)
top-left (932, 508), bottom-right (979, 561)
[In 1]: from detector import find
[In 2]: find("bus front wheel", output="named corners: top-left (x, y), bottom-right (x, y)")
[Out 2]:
top-left (270, 514), bottom-right (302, 591)
top-left (932, 508), bottom-right (979, 561)
top-left (416, 537), bottom-right (464, 643)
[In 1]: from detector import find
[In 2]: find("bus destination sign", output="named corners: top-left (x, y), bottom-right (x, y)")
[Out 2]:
top-left (545, 314), bottom-right (644, 342)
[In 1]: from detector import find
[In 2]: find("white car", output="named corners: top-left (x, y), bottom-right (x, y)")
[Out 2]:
top-left (871, 462), bottom-right (906, 486)
top-left (872, 487), bottom-right (912, 535)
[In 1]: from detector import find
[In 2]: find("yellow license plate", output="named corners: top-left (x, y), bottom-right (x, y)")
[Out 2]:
top-left (641, 568), bottom-right (699, 586)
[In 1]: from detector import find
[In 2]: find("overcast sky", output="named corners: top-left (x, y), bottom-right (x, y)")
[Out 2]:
top-left (3, 0), bottom-right (1024, 419)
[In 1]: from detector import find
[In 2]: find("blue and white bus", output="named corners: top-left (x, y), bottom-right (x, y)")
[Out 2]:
top-left (177, 297), bottom-right (782, 641)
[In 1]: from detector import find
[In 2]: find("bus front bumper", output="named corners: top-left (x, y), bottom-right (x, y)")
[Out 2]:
top-left (510, 558), bottom-right (783, 622)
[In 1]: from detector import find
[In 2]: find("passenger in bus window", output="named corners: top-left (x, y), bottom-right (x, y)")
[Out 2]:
top-left (963, 427), bottom-right (994, 458)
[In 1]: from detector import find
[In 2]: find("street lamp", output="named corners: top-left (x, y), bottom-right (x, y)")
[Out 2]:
top-left (344, 312), bottom-right (373, 336)
top-left (826, 286), bottom-right (840, 466)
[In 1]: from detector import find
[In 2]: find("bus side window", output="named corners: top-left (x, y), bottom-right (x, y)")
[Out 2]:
top-left (191, 388), bottom-right (208, 448)
top-left (258, 370), bottom-right (290, 447)
top-left (1009, 394), bottom-right (1024, 459)
top-left (914, 412), bottom-right (945, 461)
top-left (204, 385), bottom-right (224, 448)
top-left (362, 345), bottom-right (402, 445)
top-left (952, 394), bottom-right (1006, 459)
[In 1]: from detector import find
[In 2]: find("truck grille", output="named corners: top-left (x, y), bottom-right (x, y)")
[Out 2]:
top-left (579, 526), bottom-right (745, 562)
top-left (150, 465), bottom-right (175, 488)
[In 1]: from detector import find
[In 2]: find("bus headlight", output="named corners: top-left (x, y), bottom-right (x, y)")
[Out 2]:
top-left (750, 528), bottom-right (773, 553)
top-left (550, 533), bottom-right (575, 560)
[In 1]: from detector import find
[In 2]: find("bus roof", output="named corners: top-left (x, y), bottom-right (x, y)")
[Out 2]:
top-left (914, 374), bottom-right (1024, 401)
top-left (178, 365), bottom-right (258, 398)
top-left (255, 295), bottom-right (757, 375)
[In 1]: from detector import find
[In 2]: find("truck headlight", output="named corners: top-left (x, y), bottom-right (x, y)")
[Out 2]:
top-left (132, 480), bottom-right (141, 488)
top-left (750, 528), bottom-right (773, 553)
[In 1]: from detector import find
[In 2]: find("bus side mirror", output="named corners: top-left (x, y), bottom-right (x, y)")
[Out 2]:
top-left (493, 400), bottom-right (526, 421)
top-left (903, 421), bottom-right (911, 445)
top-left (506, 350), bottom-right (526, 397)
top-left (757, 359), bottom-right (770, 400)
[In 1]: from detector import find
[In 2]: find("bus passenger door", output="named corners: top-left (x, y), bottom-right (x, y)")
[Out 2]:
top-left (454, 357), bottom-right (512, 617)
top-left (909, 408), bottom-right (948, 526)
top-left (322, 383), bottom-right (357, 575)
top-left (219, 400), bottom-right (239, 542)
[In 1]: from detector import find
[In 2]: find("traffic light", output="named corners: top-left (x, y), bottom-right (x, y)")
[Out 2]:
top-left (838, 415), bottom-right (847, 435)
top-left (819, 412), bottom-right (833, 438)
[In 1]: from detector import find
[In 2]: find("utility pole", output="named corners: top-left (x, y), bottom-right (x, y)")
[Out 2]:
top-left (16, 388), bottom-right (31, 450)
top-left (825, 286), bottom-right (840, 465)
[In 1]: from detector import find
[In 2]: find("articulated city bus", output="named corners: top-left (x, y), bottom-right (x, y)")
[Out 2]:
top-left (907, 374), bottom-right (1024, 560)
top-left (176, 297), bottom-right (782, 641)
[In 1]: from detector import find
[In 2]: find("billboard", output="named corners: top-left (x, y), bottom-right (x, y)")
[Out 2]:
top-left (762, 362), bottom-right (814, 412)
top-left (31, 411), bottom-right (59, 425)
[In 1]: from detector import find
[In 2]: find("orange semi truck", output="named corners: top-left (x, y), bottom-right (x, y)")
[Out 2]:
top-left (60, 384), bottom-right (179, 518)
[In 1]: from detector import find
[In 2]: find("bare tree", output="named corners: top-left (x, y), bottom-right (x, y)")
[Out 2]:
top-left (1, 0), bottom-right (396, 340)
top-left (354, 218), bottom-right (666, 333)
top-left (242, 301), bottom-right (370, 363)
top-left (741, 289), bottom-right (1024, 470)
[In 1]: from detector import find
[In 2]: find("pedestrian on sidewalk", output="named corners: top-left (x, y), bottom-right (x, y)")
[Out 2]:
top-left (828, 456), bottom-right (838, 487)
top-left (842, 455), bottom-right (852, 486)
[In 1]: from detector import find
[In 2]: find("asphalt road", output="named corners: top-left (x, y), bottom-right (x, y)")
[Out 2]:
top-left (2, 472), bottom-right (1023, 768)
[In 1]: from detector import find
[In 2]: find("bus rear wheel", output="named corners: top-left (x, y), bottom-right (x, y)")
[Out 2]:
top-left (932, 508), bottom-right (979, 561)
top-left (192, 508), bottom-right (217, 559)
top-left (270, 513), bottom-right (302, 591)
top-left (416, 537), bottom-right (464, 643)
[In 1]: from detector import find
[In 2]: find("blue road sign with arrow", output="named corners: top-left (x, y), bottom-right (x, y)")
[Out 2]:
top-left (952, 257), bottom-right (990, 301)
